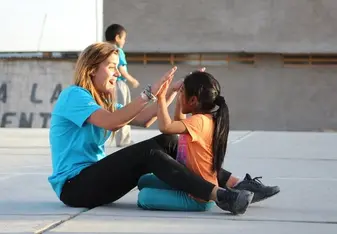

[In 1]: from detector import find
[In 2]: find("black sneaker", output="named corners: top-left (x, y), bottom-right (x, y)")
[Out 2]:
top-left (234, 173), bottom-right (280, 203)
top-left (216, 188), bottom-right (253, 215)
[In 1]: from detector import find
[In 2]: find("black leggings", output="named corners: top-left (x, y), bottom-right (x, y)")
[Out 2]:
top-left (60, 134), bottom-right (232, 208)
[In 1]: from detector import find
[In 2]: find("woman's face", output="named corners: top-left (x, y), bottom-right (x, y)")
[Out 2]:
top-left (92, 53), bottom-right (120, 94)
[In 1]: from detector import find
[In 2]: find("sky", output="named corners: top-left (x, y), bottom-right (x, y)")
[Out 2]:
top-left (0, 0), bottom-right (103, 52)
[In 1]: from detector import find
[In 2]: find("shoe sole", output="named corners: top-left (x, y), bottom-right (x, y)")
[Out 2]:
top-left (231, 191), bottom-right (254, 215)
top-left (252, 189), bottom-right (280, 204)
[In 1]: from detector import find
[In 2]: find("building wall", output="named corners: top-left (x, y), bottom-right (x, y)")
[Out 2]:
top-left (0, 60), bottom-right (74, 128)
top-left (103, 0), bottom-right (337, 53)
top-left (1, 57), bottom-right (336, 131)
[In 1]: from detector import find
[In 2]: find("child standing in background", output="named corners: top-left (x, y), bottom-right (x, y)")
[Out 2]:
top-left (105, 24), bottom-right (139, 147)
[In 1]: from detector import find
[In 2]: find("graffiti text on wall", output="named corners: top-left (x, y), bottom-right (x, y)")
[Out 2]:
top-left (0, 83), bottom-right (63, 128)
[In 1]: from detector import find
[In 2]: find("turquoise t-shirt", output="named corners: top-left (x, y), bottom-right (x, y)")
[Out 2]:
top-left (48, 85), bottom-right (118, 198)
top-left (117, 47), bottom-right (127, 82)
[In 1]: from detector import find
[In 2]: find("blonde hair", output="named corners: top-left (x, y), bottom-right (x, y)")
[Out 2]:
top-left (74, 42), bottom-right (119, 113)
top-left (74, 42), bottom-right (119, 137)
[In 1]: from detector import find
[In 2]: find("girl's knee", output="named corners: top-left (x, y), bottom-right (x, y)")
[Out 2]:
top-left (161, 134), bottom-right (178, 141)
top-left (137, 173), bottom-right (154, 190)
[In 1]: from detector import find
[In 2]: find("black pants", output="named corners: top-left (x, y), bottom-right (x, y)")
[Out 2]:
top-left (60, 134), bottom-right (232, 208)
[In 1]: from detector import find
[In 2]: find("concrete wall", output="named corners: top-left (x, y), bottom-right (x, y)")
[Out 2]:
top-left (104, 0), bottom-right (337, 53)
top-left (1, 58), bottom-right (337, 131)
top-left (0, 60), bottom-right (74, 128)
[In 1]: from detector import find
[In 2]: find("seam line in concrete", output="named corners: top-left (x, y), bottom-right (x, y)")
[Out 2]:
top-left (33, 189), bottom-right (139, 233)
top-left (34, 209), bottom-right (88, 234)
top-left (0, 213), bottom-right (82, 216)
top-left (230, 131), bottom-right (253, 144)
top-left (81, 213), bottom-right (337, 225)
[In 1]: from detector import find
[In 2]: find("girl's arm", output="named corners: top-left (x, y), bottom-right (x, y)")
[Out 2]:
top-left (157, 96), bottom-right (188, 135)
top-left (130, 78), bottom-right (184, 128)
top-left (129, 86), bottom-right (178, 128)
top-left (158, 67), bottom-right (206, 134)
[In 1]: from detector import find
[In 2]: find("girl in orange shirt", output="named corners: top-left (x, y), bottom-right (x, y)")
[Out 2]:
top-left (137, 70), bottom-right (253, 213)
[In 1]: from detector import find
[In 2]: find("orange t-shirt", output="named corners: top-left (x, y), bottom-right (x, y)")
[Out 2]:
top-left (176, 114), bottom-right (218, 189)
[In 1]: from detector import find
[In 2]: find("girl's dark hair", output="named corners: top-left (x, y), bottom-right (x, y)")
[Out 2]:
top-left (183, 71), bottom-right (230, 173)
top-left (105, 24), bottom-right (126, 42)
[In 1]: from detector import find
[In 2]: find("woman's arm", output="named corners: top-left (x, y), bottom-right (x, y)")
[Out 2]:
top-left (87, 67), bottom-right (177, 131)
top-left (88, 94), bottom-right (151, 131)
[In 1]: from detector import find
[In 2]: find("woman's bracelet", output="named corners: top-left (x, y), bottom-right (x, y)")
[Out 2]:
top-left (140, 84), bottom-right (157, 103)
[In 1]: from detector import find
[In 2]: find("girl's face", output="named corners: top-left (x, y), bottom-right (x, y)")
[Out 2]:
top-left (179, 85), bottom-right (198, 114)
top-left (92, 53), bottom-right (120, 94)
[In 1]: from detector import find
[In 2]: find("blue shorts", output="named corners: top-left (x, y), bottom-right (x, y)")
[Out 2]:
top-left (137, 173), bottom-right (215, 211)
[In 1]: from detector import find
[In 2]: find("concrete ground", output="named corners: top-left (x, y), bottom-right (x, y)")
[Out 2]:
top-left (0, 128), bottom-right (336, 233)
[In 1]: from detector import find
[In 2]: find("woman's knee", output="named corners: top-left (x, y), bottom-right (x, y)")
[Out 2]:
top-left (153, 134), bottom-right (178, 146)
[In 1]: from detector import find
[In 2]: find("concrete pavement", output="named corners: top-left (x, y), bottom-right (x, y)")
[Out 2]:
top-left (0, 129), bottom-right (336, 233)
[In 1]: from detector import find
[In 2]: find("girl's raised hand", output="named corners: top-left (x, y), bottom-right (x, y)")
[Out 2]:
top-left (151, 66), bottom-right (177, 96)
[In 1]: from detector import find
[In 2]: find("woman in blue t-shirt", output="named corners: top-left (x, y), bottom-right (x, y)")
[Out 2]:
top-left (49, 42), bottom-right (278, 215)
